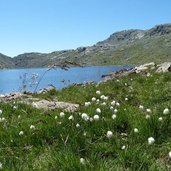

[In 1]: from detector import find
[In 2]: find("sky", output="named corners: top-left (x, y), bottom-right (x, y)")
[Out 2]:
top-left (0, 0), bottom-right (171, 57)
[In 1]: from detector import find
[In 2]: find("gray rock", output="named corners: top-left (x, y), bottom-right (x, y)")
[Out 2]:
top-left (135, 62), bottom-right (155, 73)
top-left (156, 62), bottom-right (171, 73)
top-left (0, 92), bottom-right (23, 101)
top-left (31, 100), bottom-right (79, 112)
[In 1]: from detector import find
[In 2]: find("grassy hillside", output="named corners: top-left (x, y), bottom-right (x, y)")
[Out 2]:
top-left (0, 70), bottom-right (171, 170)
top-left (94, 34), bottom-right (171, 65)
top-left (0, 53), bottom-right (14, 69)
top-left (12, 31), bottom-right (171, 68)
top-left (0, 24), bottom-right (171, 69)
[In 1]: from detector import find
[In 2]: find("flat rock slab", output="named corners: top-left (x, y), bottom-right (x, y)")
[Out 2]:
top-left (32, 100), bottom-right (79, 112)
top-left (0, 93), bottom-right (79, 112)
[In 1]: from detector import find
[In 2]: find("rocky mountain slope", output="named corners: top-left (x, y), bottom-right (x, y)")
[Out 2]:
top-left (0, 24), bottom-right (171, 69)
top-left (0, 53), bottom-right (14, 69)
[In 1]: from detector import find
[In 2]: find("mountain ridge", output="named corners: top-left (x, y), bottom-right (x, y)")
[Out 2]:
top-left (0, 23), bottom-right (171, 69)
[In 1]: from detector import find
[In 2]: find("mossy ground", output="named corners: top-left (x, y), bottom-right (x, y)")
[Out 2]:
top-left (0, 70), bottom-right (171, 170)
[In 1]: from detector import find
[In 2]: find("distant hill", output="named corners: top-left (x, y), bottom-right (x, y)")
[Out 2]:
top-left (0, 53), bottom-right (14, 69)
top-left (0, 24), bottom-right (171, 69)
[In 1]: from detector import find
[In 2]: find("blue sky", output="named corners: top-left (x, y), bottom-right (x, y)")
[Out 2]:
top-left (0, 0), bottom-right (171, 57)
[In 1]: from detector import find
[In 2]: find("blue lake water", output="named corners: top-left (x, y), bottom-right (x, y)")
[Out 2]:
top-left (0, 66), bottom-right (131, 94)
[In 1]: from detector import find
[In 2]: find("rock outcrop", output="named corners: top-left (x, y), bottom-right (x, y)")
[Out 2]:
top-left (135, 62), bottom-right (155, 73)
top-left (0, 89), bottom-right (79, 112)
top-left (32, 100), bottom-right (79, 112)
top-left (156, 62), bottom-right (171, 73)
top-left (102, 62), bottom-right (171, 81)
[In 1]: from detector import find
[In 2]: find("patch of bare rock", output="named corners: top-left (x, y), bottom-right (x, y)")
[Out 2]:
top-left (0, 86), bottom-right (79, 112)
top-left (31, 100), bottom-right (79, 112)
top-left (103, 62), bottom-right (171, 81)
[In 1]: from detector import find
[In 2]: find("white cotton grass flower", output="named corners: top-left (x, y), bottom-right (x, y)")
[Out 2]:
top-left (100, 95), bottom-right (108, 101)
top-left (96, 99), bottom-right (100, 103)
top-left (104, 96), bottom-right (108, 100)
top-left (93, 115), bottom-right (100, 121)
top-left (89, 117), bottom-right (93, 122)
top-left (0, 162), bottom-right (2, 170)
top-left (146, 109), bottom-right (152, 113)
top-left (112, 114), bottom-right (117, 120)
top-left (1, 117), bottom-right (5, 122)
top-left (125, 83), bottom-right (128, 86)
top-left (60, 112), bottom-right (65, 118)
top-left (13, 106), bottom-right (18, 110)
top-left (80, 158), bottom-right (86, 164)
top-left (96, 90), bottom-right (101, 95)
top-left (148, 137), bottom-right (155, 145)
top-left (92, 97), bottom-right (96, 102)
top-left (83, 132), bottom-right (87, 136)
top-left (107, 131), bottom-right (113, 138)
top-left (110, 106), bottom-right (114, 110)
top-left (0, 117), bottom-right (5, 122)
top-left (125, 97), bottom-right (128, 101)
top-left (96, 108), bottom-right (101, 113)
top-left (19, 131), bottom-right (24, 136)
top-left (101, 102), bottom-right (106, 106)
top-left (116, 102), bottom-right (120, 107)
top-left (81, 113), bottom-right (89, 121)
top-left (111, 100), bottom-right (116, 106)
top-left (169, 151), bottom-right (171, 159)
top-left (18, 115), bottom-right (21, 119)
top-left (0, 110), bottom-right (2, 115)
top-left (147, 73), bottom-right (151, 77)
top-left (134, 128), bottom-right (139, 133)
top-left (114, 109), bottom-right (118, 113)
top-left (121, 133), bottom-right (127, 136)
top-left (30, 125), bottom-right (35, 130)
top-left (158, 117), bottom-right (163, 121)
top-left (76, 123), bottom-right (80, 128)
top-left (85, 102), bottom-right (91, 107)
top-left (100, 95), bottom-right (105, 100)
top-left (139, 105), bottom-right (144, 110)
top-left (121, 145), bottom-right (126, 150)
top-left (163, 108), bottom-right (169, 115)
top-left (145, 114), bottom-right (151, 119)
top-left (68, 115), bottom-right (74, 120)
top-left (55, 116), bottom-right (58, 119)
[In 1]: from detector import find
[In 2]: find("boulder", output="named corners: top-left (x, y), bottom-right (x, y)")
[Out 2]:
top-left (31, 100), bottom-right (79, 112)
top-left (156, 62), bottom-right (171, 73)
top-left (135, 62), bottom-right (155, 73)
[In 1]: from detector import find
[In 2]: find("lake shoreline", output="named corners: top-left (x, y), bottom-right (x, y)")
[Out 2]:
top-left (0, 65), bottom-right (131, 94)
